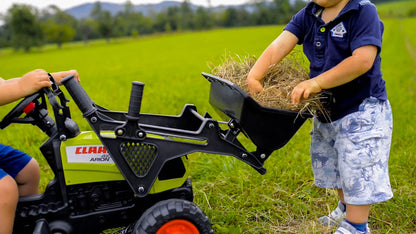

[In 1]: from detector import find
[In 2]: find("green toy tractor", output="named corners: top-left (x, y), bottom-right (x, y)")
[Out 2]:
top-left (0, 73), bottom-right (309, 233)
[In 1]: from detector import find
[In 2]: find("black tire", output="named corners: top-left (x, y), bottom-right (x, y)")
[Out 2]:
top-left (133, 199), bottom-right (213, 234)
top-left (49, 220), bottom-right (72, 234)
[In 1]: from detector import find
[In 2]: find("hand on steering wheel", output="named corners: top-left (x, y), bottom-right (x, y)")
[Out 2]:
top-left (0, 74), bottom-right (58, 129)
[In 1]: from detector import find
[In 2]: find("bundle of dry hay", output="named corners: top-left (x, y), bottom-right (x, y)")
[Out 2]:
top-left (209, 53), bottom-right (325, 114)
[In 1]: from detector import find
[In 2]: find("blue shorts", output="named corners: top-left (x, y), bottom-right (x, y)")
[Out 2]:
top-left (310, 97), bottom-right (393, 205)
top-left (0, 144), bottom-right (32, 180)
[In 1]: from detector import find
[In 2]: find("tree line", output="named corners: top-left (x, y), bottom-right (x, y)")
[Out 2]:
top-left (0, 0), bottom-right (401, 52)
top-left (0, 0), bottom-right (307, 51)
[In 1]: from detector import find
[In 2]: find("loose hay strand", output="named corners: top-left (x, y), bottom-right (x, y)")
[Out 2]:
top-left (210, 53), bottom-right (325, 114)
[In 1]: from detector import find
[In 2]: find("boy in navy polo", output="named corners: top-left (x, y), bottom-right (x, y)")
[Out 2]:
top-left (247, 0), bottom-right (392, 233)
top-left (0, 69), bottom-right (80, 234)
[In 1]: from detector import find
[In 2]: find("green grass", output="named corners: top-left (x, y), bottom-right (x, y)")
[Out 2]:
top-left (0, 18), bottom-right (415, 233)
top-left (377, 0), bottom-right (416, 18)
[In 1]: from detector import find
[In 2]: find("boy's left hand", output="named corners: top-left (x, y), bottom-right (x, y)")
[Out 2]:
top-left (290, 79), bottom-right (321, 105)
top-left (51, 70), bottom-right (80, 85)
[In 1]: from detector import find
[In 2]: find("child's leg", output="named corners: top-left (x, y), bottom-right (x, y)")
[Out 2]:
top-left (0, 175), bottom-right (19, 234)
top-left (338, 189), bottom-right (370, 223)
top-left (337, 99), bottom-right (393, 231)
top-left (0, 144), bottom-right (40, 196)
top-left (14, 158), bottom-right (40, 196)
top-left (346, 204), bottom-right (370, 224)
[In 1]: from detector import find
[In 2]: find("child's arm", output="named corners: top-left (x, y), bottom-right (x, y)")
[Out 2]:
top-left (290, 45), bottom-right (378, 104)
top-left (0, 69), bottom-right (79, 106)
top-left (247, 30), bottom-right (299, 95)
top-left (1, 70), bottom-right (80, 85)
top-left (0, 69), bottom-right (51, 106)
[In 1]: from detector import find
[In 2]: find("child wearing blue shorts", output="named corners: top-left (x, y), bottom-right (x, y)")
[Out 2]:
top-left (0, 69), bottom-right (80, 234)
top-left (0, 144), bottom-right (34, 181)
top-left (247, 0), bottom-right (392, 233)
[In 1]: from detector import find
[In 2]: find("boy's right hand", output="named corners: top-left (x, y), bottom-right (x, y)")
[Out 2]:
top-left (247, 78), bottom-right (263, 96)
top-left (18, 69), bottom-right (51, 96)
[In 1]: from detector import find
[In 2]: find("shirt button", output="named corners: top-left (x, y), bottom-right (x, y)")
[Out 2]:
top-left (316, 41), bottom-right (322, 47)
top-left (320, 27), bottom-right (326, 33)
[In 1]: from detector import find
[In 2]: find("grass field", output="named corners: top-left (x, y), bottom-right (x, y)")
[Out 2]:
top-left (0, 13), bottom-right (415, 234)
top-left (377, 0), bottom-right (416, 18)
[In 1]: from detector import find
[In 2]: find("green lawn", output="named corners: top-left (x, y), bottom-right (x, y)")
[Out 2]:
top-left (377, 0), bottom-right (416, 18)
top-left (0, 17), bottom-right (415, 233)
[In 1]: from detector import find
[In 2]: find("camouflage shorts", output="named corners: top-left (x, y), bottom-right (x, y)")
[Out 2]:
top-left (310, 97), bottom-right (393, 205)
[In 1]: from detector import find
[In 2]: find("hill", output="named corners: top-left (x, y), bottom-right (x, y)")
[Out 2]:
top-left (65, 1), bottom-right (195, 19)
top-left (65, 1), bottom-right (256, 19)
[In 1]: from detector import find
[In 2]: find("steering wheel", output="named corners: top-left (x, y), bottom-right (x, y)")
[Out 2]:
top-left (0, 74), bottom-right (58, 129)
top-left (0, 92), bottom-right (43, 129)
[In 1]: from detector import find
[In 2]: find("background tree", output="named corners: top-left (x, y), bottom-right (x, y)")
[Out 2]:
top-left (41, 5), bottom-right (76, 48)
top-left (5, 0), bottom-right (406, 50)
top-left (292, 0), bottom-right (308, 12)
top-left (406, 7), bottom-right (416, 17)
top-left (273, 0), bottom-right (292, 24)
top-left (78, 19), bottom-right (97, 44)
top-left (179, 0), bottom-right (195, 30)
top-left (90, 2), bottom-right (113, 43)
top-left (166, 7), bottom-right (181, 31)
top-left (90, 2), bottom-right (102, 21)
top-left (0, 21), bottom-right (12, 48)
top-left (7, 4), bottom-right (43, 52)
top-left (221, 8), bottom-right (239, 27)
top-left (130, 13), bottom-right (154, 35)
top-left (113, 15), bottom-right (127, 38)
top-left (43, 22), bottom-right (75, 48)
top-left (116, 1), bottom-right (154, 36)
top-left (194, 7), bottom-right (214, 30)
top-left (153, 12), bottom-right (168, 32)
top-left (251, 1), bottom-right (274, 25)
top-left (97, 11), bottom-right (114, 42)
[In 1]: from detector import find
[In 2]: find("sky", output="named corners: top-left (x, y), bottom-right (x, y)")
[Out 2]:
top-left (0, 0), bottom-right (251, 14)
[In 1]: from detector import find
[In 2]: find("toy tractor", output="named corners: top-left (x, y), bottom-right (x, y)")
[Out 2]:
top-left (0, 72), bottom-right (310, 234)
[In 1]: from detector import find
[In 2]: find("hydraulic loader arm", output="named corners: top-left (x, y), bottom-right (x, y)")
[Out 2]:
top-left (61, 75), bottom-right (266, 197)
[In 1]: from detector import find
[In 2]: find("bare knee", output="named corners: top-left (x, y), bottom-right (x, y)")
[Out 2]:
top-left (0, 175), bottom-right (18, 205)
top-left (0, 175), bottom-right (18, 234)
top-left (15, 158), bottom-right (40, 196)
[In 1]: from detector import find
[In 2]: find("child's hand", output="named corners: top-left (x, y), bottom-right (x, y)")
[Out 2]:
top-left (290, 79), bottom-right (321, 105)
top-left (18, 69), bottom-right (51, 96)
top-left (247, 78), bottom-right (263, 96)
top-left (52, 70), bottom-right (80, 85)
top-left (69, 70), bottom-right (80, 82)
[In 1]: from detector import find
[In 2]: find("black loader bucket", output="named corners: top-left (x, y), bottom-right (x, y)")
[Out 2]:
top-left (203, 73), bottom-right (312, 156)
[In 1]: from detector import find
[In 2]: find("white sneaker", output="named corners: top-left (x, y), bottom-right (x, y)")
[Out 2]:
top-left (318, 201), bottom-right (346, 226)
top-left (334, 220), bottom-right (371, 234)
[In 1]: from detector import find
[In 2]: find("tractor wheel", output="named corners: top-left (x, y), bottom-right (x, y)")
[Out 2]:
top-left (133, 199), bottom-right (213, 234)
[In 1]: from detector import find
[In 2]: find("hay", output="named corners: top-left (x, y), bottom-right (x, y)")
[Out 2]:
top-left (209, 53), bottom-right (325, 114)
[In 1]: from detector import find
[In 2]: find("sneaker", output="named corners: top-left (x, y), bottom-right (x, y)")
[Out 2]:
top-left (334, 220), bottom-right (371, 234)
top-left (319, 201), bottom-right (346, 226)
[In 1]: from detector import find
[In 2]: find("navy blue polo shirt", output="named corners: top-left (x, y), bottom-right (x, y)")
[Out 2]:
top-left (284, 0), bottom-right (387, 122)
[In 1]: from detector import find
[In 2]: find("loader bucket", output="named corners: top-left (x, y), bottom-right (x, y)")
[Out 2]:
top-left (203, 73), bottom-right (312, 155)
